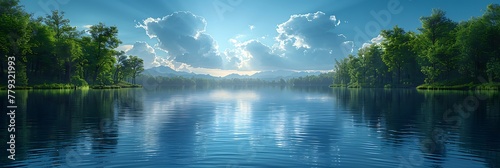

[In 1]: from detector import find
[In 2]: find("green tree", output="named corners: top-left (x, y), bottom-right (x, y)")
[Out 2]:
top-left (0, 0), bottom-right (31, 86)
top-left (88, 22), bottom-right (121, 84)
top-left (454, 4), bottom-right (500, 83)
top-left (333, 58), bottom-right (350, 85)
top-left (415, 9), bottom-right (458, 83)
top-left (123, 56), bottom-right (144, 84)
top-left (26, 17), bottom-right (56, 83)
top-left (113, 51), bottom-right (128, 84)
top-left (381, 26), bottom-right (417, 85)
top-left (44, 10), bottom-right (82, 83)
top-left (359, 44), bottom-right (389, 86)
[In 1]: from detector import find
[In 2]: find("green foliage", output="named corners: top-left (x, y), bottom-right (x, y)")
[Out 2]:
top-left (86, 22), bottom-right (121, 84)
top-left (0, 2), bottom-right (144, 88)
top-left (16, 63), bottom-right (28, 86)
top-left (289, 72), bottom-right (334, 86)
top-left (123, 55), bottom-right (144, 84)
top-left (0, 0), bottom-right (31, 84)
top-left (33, 83), bottom-right (74, 89)
top-left (333, 44), bottom-right (393, 88)
top-left (381, 26), bottom-right (420, 84)
top-left (486, 58), bottom-right (500, 81)
top-left (70, 76), bottom-right (88, 87)
top-left (333, 4), bottom-right (500, 89)
top-left (416, 9), bottom-right (459, 83)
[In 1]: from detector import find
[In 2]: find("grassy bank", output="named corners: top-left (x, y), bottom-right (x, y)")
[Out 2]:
top-left (0, 82), bottom-right (141, 90)
top-left (0, 86), bottom-right (33, 90)
top-left (91, 82), bottom-right (141, 89)
top-left (330, 82), bottom-right (499, 90)
top-left (329, 83), bottom-right (416, 89)
top-left (33, 83), bottom-right (75, 89)
top-left (417, 83), bottom-right (500, 90)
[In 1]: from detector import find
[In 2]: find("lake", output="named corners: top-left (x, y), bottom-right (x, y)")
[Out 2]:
top-left (1, 87), bottom-right (499, 167)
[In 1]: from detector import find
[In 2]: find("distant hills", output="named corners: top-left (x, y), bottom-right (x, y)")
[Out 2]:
top-left (142, 66), bottom-right (214, 79)
top-left (143, 66), bottom-right (323, 81)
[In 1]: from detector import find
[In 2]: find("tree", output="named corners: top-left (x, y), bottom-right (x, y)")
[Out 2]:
top-left (26, 17), bottom-right (56, 83)
top-left (0, 0), bottom-right (31, 86)
top-left (333, 58), bottom-right (350, 85)
top-left (88, 22), bottom-right (121, 84)
top-left (123, 56), bottom-right (144, 84)
top-left (454, 4), bottom-right (500, 83)
top-left (44, 10), bottom-right (81, 83)
top-left (113, 51), bottom-right (128, 84)
top-left (416, 9), bottom-right (458, 83)
top-left (381, 26), bottom-right (417, 85)
top-left (347, 54), bottom-right (362, 86)
top-left (359, 44), bottom-right (389, 86)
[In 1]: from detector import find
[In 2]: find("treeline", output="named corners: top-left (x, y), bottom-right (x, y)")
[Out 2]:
top-left (333, 4), bottom-right (500, 88)
top-left (0, 0), bottom-right (144, 87)
top-left (137, 72), bottom-right (334, 88)
top-left (288, 72), bottom-right (334, 86)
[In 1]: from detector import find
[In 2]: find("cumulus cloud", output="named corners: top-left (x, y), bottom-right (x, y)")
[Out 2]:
top-left (219, 11), bottom-right (354, 71)
top-left (223, 39), bottom-right (288, 71)
top-left (136, 11), bottom-right (353, 71)
top-left (361, 34), bottom-right (385, 49)
top-left (125, 42), bottom-right (157, 69)
top-left (272, 11), bottom-right (353, 70)
top-left (276, 11), bottom-right (345, 50)
top-left (138, 11), bottom-right (222, 69)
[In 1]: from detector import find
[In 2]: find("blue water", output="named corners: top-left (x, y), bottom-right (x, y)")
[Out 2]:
top-left (1, 87), bottom-right (499, 167)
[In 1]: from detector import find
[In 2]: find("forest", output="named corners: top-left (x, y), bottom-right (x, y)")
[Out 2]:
top-left (0, 0), bottom-right (144, 89)
top-left (332, 4), bottom-right (500, 90)
top-left (137, 72), bottom-right (334, 88)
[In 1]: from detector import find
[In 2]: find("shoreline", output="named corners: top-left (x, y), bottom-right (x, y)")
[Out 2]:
top-left (329, 83), bottom-right (500, 91)
top-left (0, 84), bottom-right (142, 90)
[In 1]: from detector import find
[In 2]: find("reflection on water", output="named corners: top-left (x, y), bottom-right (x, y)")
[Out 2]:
top-left (0, 87), bottom-right (499, 167)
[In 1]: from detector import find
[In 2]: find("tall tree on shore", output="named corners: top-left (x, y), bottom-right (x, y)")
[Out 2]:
top-left (44, 10), bottom-right (82, 83)
top-left (454, 4), bottom-right (500, 83)
top-left (0, 0), bottom-right (31, 86)
top-left (88, 22), bottom-right (121, 84)
top-left (381, 26), bottom-right (417, 84)
top-left (123, 56), bottom-right (144, 84)
top-left (415, 9), bottom-right (458, 83)
top-left (333, 58), bottom-right (350, 85)
top-left (360, 44), bottom-right (389, 86)
top-left (26, 17), bottom-right (56, 82)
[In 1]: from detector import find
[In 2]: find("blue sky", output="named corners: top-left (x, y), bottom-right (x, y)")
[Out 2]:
top-left (21, 0), bottom-right (498, 76)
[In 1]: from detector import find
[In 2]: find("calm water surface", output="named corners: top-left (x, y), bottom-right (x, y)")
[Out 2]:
top-left (1, 87), bottom-right (499, 167)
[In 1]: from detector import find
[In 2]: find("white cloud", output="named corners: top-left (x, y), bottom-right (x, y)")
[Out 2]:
top-left (138, 11), bottom-right (223, 69)
top-left (271, 11), bottom-right (353, 70)
top-left (79, 24), bottom-right (93, 35)
top-left (83, 25), bottom-right (92, 29)
top-left (137, 11), bottom-right (353, 72)
top-left (125, 42), bottom-right (158, 69)
top-left (371, 34), bottom-right (384, 44)
top-left (116, 45), bottom-right (133, 52)
top-left (361, 34), bottom-right (384, 49)
top-left (229, 38), bottom-right (238, 44)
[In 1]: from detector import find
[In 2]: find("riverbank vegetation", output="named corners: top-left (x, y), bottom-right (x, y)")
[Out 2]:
top-left (0, 0), bottom-right (144, 89)
top-left (137, 72), bottom-right (334, 88)
top-left (332, 4), bottom-right (500, 90)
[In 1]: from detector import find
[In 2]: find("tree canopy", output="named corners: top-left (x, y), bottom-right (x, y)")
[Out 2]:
top-left (0, 0), bottom-right (144, 87)
top-left (333, 4), bottom-right (500, 88)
